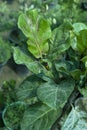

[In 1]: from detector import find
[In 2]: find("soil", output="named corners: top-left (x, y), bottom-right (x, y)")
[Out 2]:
top-left (0, 64), bottom-right (28, 87)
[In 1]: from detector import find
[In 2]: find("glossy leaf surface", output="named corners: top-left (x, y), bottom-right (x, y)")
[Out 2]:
top-left (37, 79), bottom-right (75, 109)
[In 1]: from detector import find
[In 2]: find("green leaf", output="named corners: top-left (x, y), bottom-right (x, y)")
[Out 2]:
top-left (16, 75), bottom-right (45, 103)
top-left (49, 25), bottom-right (70, 60)
top-left (70, 31), bottom-right (77, 51)
top-left (76, 29), bottom-right (87, 53)
top-left (2, 102), bottom-right (26, 130)
top-left (55, 58), bottom-right (82, 81)
top-left (81, 55), bottom-right (87, 68)
top-left (75, 98), bottom-right (87, 112)
top-left (72, 23), bottom-right (87, 35)
top-left (13, 47), bottom-right (43, 74)
top-left (71, 29), bottom-right (87, 53)
top-left (70, 23), bottom-right (87, 52)
top-left (62, 98), bottom-right (87, 130)
top-left (37, 79), bottom-right (75, 109)
top-left (0, 38), bottom-right (11, 63)
top-left (70, 69), bottom-right (82, 80)
top-left (21, 103), bottom-right (61, 130)
top-left (37, 81), bottom-right (58, 109)
top-left (79, 87), bottom-right (87, 98)
top-left (18, 9), bottom-right (38, 38)
top-left (27, 39), bottom-right (49, 59)
top-left (18, 9), bottom-right (51, 58)
top-left (55, 60), bottom-right (73, 75)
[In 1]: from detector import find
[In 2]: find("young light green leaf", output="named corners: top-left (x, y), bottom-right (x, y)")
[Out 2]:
top-left (72, 23), bottom-right (87, 35)
top-left (27, 39), bottom-right (49, 59)
top-left (18, 9), bottom-right (51, 58)
top-left (13, 47), bottom-right (43, 74)
top-left (76, 29), bottom-right (87, 53)
top-left (21, 103), bottom-right (61, 130)
top-left (37, 79), bottom-right (75, 109)
top-left (18, 9), bottom-right (38, 38)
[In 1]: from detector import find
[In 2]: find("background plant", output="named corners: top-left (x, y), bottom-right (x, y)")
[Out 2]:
top-left (0, 2), bottom-right (18, 32)
top-left (0, 38), bottom-right (11, 64)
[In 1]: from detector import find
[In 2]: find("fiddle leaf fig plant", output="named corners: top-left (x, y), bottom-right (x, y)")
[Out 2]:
top-left (1, 6), bottom-right (87, 130)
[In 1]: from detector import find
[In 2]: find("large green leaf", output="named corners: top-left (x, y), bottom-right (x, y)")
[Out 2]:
top-left (21, 103), bottom-right (61, 130)
top-left (13, 47), bottom-right (43, 74)
top-left (18, 9), bottom-right (51, 58)
top-left (16, 75), bottom-right (45, 103)
top-left (37, 79), bottom-right (75, 109)
top-left (62, 98), bottom-right (87, 130)
top-left (13, 47), bottom-right (54, 78)
top-left (18, 9), bottom-right (38, 38)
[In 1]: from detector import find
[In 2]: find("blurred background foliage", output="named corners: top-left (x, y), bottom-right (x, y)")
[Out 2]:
top-left (0, 0), bottom-right (87, 32)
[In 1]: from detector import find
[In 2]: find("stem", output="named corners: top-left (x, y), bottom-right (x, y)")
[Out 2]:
top-left (51, 62), bottom-right (60, 84)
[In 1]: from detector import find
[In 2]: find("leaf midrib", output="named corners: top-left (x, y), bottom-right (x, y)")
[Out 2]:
top-left (26, 15), bottom-right (42, 58)
top-left (26, 107), bottom-right (53, 126)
